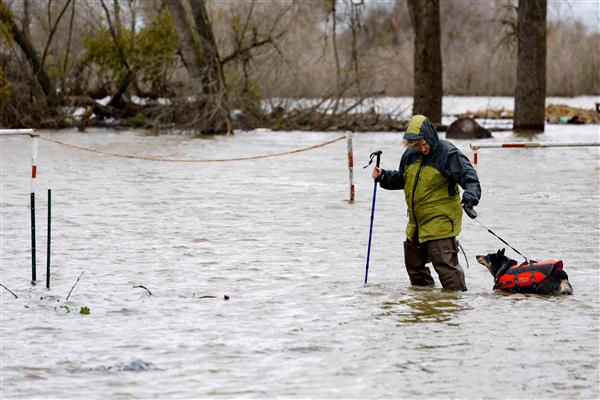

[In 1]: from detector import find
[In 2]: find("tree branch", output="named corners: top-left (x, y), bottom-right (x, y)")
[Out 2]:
top-left (100, 0), bottom-right (136, 108)
top-left (133, 285), bottom-right (152, 295)
top-left (0, 0), bottom-right (55, 99)
top-left (221, 36), bottom-right (277, 66)
top-left (61, 0), bottom-right (76, 90)
top-left (65, 271), bottom-right (84, 301)
top-left (0, 283), bottom-right (18, 298)
top-left (40, 0), bottom-right (72, 69)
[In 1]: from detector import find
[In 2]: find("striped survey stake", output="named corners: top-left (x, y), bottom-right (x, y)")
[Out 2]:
top-left (346, 132), bottom-right (355, 202)
top-left (0, 129), bottom-right (38, 188)
top-left (31, 133), bottom-right (38, 191)
top-left (470, 141), bottom-right (600, 165)
top-left (0, 129), bottom-right (38, 282)
top-left (31, 133), bottom-right (38, 282)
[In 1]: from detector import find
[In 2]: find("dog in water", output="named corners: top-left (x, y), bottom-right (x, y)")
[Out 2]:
top-left (476, 249), bottom-right (573, 295)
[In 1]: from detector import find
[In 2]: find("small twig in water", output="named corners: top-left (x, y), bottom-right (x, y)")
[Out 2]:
top-left (133, 285), bottom-right (152, 296)
top-left (0, 283), bottom-right (18, 298)
top-left (65, 271), bottom-right (85, 301)
top-left (194, 294), bottom-right (230, 300)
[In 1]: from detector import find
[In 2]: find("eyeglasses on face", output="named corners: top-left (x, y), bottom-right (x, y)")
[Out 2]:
top-left (404, 139), bottom-right (427, 149)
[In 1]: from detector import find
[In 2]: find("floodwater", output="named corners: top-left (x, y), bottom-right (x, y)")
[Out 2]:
top-left (1, 123), bottom-right (599, 399)
top-left (273, 95), bottom-right (599, 122)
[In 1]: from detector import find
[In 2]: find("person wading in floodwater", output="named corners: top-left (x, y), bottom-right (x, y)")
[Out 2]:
top-left (371, 114), bottom-right (481, 291)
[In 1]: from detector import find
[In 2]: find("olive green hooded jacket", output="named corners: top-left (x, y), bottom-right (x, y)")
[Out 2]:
top-left (379, 116), bottom-right (481, 243)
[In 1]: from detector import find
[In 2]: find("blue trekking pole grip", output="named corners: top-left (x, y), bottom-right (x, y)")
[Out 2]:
top-left (364, 150), bottom-right (382, 284)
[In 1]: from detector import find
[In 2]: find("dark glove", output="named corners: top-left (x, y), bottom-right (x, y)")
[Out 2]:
top-left (462, 200), bottom-right (477, 219)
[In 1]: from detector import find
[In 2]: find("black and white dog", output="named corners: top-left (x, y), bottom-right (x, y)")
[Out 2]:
top-left (476, 249), bottom-right (573, 295)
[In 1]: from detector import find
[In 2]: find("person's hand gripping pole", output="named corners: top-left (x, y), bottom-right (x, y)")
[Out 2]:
top-left (363, 150), bottom-right (382, 284)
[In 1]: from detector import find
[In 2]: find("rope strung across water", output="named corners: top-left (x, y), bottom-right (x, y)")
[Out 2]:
top-left (39, 134), bottom-right (346, 163)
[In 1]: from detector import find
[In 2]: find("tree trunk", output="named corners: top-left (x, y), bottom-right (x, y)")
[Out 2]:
top-left (330, 0), bottom-right (341, 113)
top-left (61, 0), bottom-right (76, 91)
top-left (188, 0), bottom-right (226, 97)
top-left (167, 0), bottom-right (231, 134)
top-left (165, 0), bottom-right (204, 90)
top-left (99, 0), bottom-right (134, 108)
top-left (22, 0), bottom-right (30, 41)
top-left (514, 0), bottom-right (546, 132)
top-left (407, 0), bottom-right (442, 124)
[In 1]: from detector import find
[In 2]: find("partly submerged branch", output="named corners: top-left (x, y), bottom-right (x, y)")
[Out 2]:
top-left (1, 283), bottom-right (18, 298)
top-left (133, 285), bottom-right (152, 296)
top-left (65, 271), bottom-right (84, 301)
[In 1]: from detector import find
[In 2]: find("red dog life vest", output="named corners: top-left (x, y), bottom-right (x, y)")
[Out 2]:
top-left (495, 260), bottom-right (563, 290)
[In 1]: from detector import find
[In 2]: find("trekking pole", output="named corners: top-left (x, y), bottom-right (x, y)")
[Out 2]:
top-left (363, 150), bottom-right (382, 284)
top-left (46, 189), bottom-right (51, 289)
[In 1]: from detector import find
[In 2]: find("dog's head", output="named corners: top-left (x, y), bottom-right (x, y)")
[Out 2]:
top-left (476, 248), bottom-right (510, 277)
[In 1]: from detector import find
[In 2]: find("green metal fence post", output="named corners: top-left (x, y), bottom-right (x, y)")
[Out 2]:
top-left (31, 192), bottom-right (36, 283)
top-left (46, 189), bottom-right (51, 289)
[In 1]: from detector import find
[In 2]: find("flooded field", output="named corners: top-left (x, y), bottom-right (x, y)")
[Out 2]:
top-left (1, 122), bottom-right (599, 398)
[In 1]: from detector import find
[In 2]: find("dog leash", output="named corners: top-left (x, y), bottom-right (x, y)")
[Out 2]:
top-left (456, 240), bottom-right (469, 269)
top-left (472, 218), bottom-right (530, 263)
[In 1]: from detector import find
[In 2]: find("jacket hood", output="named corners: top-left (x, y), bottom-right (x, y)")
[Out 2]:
top-left (403, 115), bottom-right (440, 152)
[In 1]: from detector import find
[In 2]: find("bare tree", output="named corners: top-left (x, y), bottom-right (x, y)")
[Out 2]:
top-left (189, 0), bottom-right (225, 95)
top-left (165, 0), bottom-right (204, 87)
top-left (166, 0), bottom-right (231, 134)
top-left (219, 1), bottom-right (289, 100)
top-left (60, 0), bottom-right (75, 90)
top-left (22, 0), bottom-right (30, 40)
top-left (348, 0), bottom-right (363, 96)
top-left (99, 0), bottom-right (135, 108)
top-left (0, 0), bottom-right (55, 101)
top-left (323, 0), bottom-right (342, 112)
top-left (40, 0), bottom-right (72, 70)
top-left (406, 0), bottom-right (442, 123)
top-left (514, 0), bottom-right (546, 131)
top-left (190, 0), bottom-right (231, 133)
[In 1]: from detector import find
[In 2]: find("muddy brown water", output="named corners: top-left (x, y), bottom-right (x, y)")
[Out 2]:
top-left (1, 124), bottom-right (598, 398)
